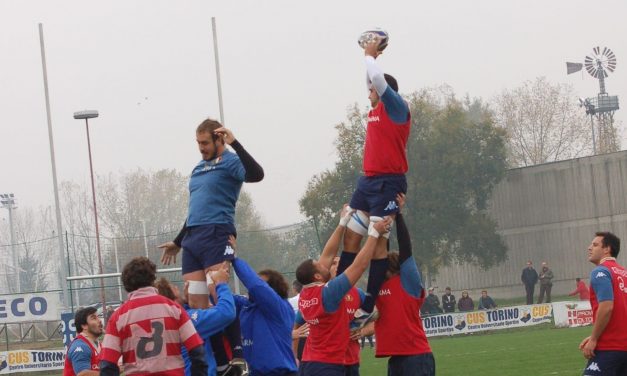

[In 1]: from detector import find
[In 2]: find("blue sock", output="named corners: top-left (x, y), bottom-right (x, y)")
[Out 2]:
top-left (337, 252), bottom-right (357, 276)
top-left (362, 258), bottom-right (389, 313)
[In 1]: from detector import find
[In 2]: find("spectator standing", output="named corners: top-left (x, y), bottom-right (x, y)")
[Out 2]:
top-left (457, 291), bottom-right (474, 312)
top-left (569, 278), bottom-right (590, 301)
top-left (478, 290), bottom-right (496, 310)
top-left (521, 260), bottom-right (538, 305)
top-left (442, 287), bottom-right (456, 313)
top-left (537, 262), bottom-right (554, 303)
top-left (425, 288), bottom-right (443, 314)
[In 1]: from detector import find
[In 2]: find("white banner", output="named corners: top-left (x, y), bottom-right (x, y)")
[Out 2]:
top-left (0, 293), bottom-right (61, 324)
top-left (422, 304), bottom-right (553, 337)
top-left (0, 349), bottom-right (65, 374)
top-left (552, 301), bottom-right (593, 328)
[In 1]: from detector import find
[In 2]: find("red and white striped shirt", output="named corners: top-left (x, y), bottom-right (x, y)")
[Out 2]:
top-left (101, 286), bottom-right (203, 375)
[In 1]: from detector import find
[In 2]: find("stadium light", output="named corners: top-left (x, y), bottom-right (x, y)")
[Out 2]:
top-left (73, 110), bottom-right (106, 312)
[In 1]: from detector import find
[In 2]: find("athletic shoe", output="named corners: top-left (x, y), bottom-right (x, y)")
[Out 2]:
top-left (353, 308), bottom-right (379, 328)
top-left (231, 358), bottom-right (249, 376)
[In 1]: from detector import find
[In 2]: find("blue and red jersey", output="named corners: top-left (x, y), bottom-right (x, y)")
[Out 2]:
top-left (299, 277), bottom-right (352, 365)
top-left (63, 334), bottom-right (100, 376)
top-left (363, 89), bottom-right (411, 177)
top-left (375, 259), bottom-right (431, 357)
top-left (589, 259), bottom-right (627, 351)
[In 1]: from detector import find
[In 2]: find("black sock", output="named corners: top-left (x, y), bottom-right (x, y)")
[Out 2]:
top-left (210, 334), bottom-right (229, 367)
top-left (224, 318), bottom-right (244, 359)
top-left (362, 258), bottom-right (389, 313)
top-left (337, 251), bottom-right (357, 276)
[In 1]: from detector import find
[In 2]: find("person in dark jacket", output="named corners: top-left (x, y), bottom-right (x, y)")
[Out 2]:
top-left (521, 260), bottom-right (538, 305)
top-left (478, 290), bottom-right (497, 310)
top-left (457, 291), bottom-right (474, 312)
top-left (424, 288), bottom-right (443, 314)
top-left (442, 287), bottom-right (456, 313)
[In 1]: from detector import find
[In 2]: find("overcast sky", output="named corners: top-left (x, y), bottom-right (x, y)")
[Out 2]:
top-left (1, 0), bottom-right (625, 231)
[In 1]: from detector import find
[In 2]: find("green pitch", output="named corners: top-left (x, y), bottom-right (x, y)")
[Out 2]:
top-left (358, 325), bottom-right (590, 376)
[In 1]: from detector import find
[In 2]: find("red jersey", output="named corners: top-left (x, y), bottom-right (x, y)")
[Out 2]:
top-left (375, 275), bottom-right (431, 357)
top-left (589, 259), bottom-right (627, 351)
top-left (344, 288), bottom-right (361, 366)
top-left (299, 283), bottom-right (350, 365)
top-left (100, 286), bottom-right (204, 375)
top-left (63, 334), bottom-right (100, 376)
top-left (569, 280), bottom-right (590, 300)
top-left (363, 101), bottom-right (410, 176)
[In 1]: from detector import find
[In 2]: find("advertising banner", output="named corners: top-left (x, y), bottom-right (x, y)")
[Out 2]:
top-left (0, 293), bottom-right (61, 324)
top-left (0, 349), bottom-right (65, 374)
top-left (552, 301), bottom-right (593, 328)
top-left (61, 312), bottom-right (77, 349)
top-left (422, 304), bottom-right (553, 337)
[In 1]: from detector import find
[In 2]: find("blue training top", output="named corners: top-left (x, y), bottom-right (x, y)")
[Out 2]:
top-left (182, 283), bottom-right (236, 376)
top-left (232, 258), bottom-right (297, 375)
top-left (187, 150), bottom-right (245, 226)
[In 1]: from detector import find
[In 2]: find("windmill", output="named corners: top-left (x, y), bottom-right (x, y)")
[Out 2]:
top-left (567, 47), bottom-right (620, 154)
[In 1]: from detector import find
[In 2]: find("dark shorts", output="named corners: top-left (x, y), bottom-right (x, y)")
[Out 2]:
top-left (299, 361), bottom-right (345, 376)
top-left (583, 350), bottom-right (627, 376)
top-left (349, 175), bottom-right (407, 217)
top-left (388, 353), bottom-right (435, 376)
top-left (345, 364), bottom-right (360, 376)
top-left (181, 223), bottom-right (237, 274)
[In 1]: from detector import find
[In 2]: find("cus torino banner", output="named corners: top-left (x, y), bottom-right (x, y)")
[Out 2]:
top-left (422, 304), bottom-right (553, 337)
top-left (552, 301), bottom-right (593, 328)
top-left (0, 349), bottom-right (65, 374)
top-left (0, 293), bottom-right (61, 323)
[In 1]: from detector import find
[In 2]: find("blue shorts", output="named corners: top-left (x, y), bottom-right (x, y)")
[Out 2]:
top-left (181, 223), bottom-right (237, 274)
top-left (345, 364), bottom-right (360, 376)
top-left (583, 350), bottom-right (627, 376)
top-left (388, 353), bottom-right (435, 376)
top-left (299, 362), bottom-right (345, 376)
top-left (349, 175), bottom-right (407, 217)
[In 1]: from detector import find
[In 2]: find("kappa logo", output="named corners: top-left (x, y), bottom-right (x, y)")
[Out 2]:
top-left (73, 346), bottom-right (84, 353)
top-left (595, 272), bottom-right (607, 278)
top-left (224, 245), bottom-right (234, 256)
top-left (384, 201), bottom-right (399, 211)
top-left (191, 312), bottom-right (198, 322)
top-left (586, 362), bottom-right (601, 372)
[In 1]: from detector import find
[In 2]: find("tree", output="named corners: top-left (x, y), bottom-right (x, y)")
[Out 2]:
top-left (300, 87), bottom-right (509, 274)
top-left (493, 77), bottom-right (593, 167)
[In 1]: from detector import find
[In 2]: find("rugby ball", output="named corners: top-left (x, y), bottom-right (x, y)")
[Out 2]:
top-left (357, 28), bottom-right (389, 51)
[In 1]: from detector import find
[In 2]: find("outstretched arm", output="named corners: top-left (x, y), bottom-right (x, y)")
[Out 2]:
top-left (318, 205), bottom-right (353, 270)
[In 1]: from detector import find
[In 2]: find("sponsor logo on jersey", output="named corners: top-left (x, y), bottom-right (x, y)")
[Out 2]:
top-left (73, 346), bottom-right (84, 353)
top-left (595, 272), bottom-right (607, 279)
top-left (367, 116), bottom-right (380, 123)
top-left (379, 289), bottom-right (392, 296)
top-left (299, 298), bottom-right (319, 309)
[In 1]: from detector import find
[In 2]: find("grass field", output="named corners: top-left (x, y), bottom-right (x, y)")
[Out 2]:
top-left (14, 323), bottom-right (591, 376)
top-left (359, 324), bottom-right (590, 376)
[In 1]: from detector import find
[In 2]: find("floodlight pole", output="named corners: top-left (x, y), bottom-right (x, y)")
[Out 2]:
top-left (73, 111), bottom-right (106, 313)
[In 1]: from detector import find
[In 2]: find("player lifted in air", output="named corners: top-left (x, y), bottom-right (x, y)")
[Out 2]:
top-left (339, 30), bottom-right (411, 323)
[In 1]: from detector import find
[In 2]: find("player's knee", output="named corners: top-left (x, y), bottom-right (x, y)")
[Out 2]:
top-left (347, 210), bottom-right (369, 237)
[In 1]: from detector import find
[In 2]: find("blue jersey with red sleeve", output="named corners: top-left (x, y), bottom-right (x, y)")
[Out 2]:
top-left (63, 334), bottom-right (100, 376)
top-left (589, 259), bottom-right (627, 351)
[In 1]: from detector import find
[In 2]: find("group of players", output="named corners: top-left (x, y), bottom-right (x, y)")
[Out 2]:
top-left (63, 35), bottom-right (627, 376)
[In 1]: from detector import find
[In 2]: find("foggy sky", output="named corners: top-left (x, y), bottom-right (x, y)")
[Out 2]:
top-left (1, 0), bottom-right (625, 232)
